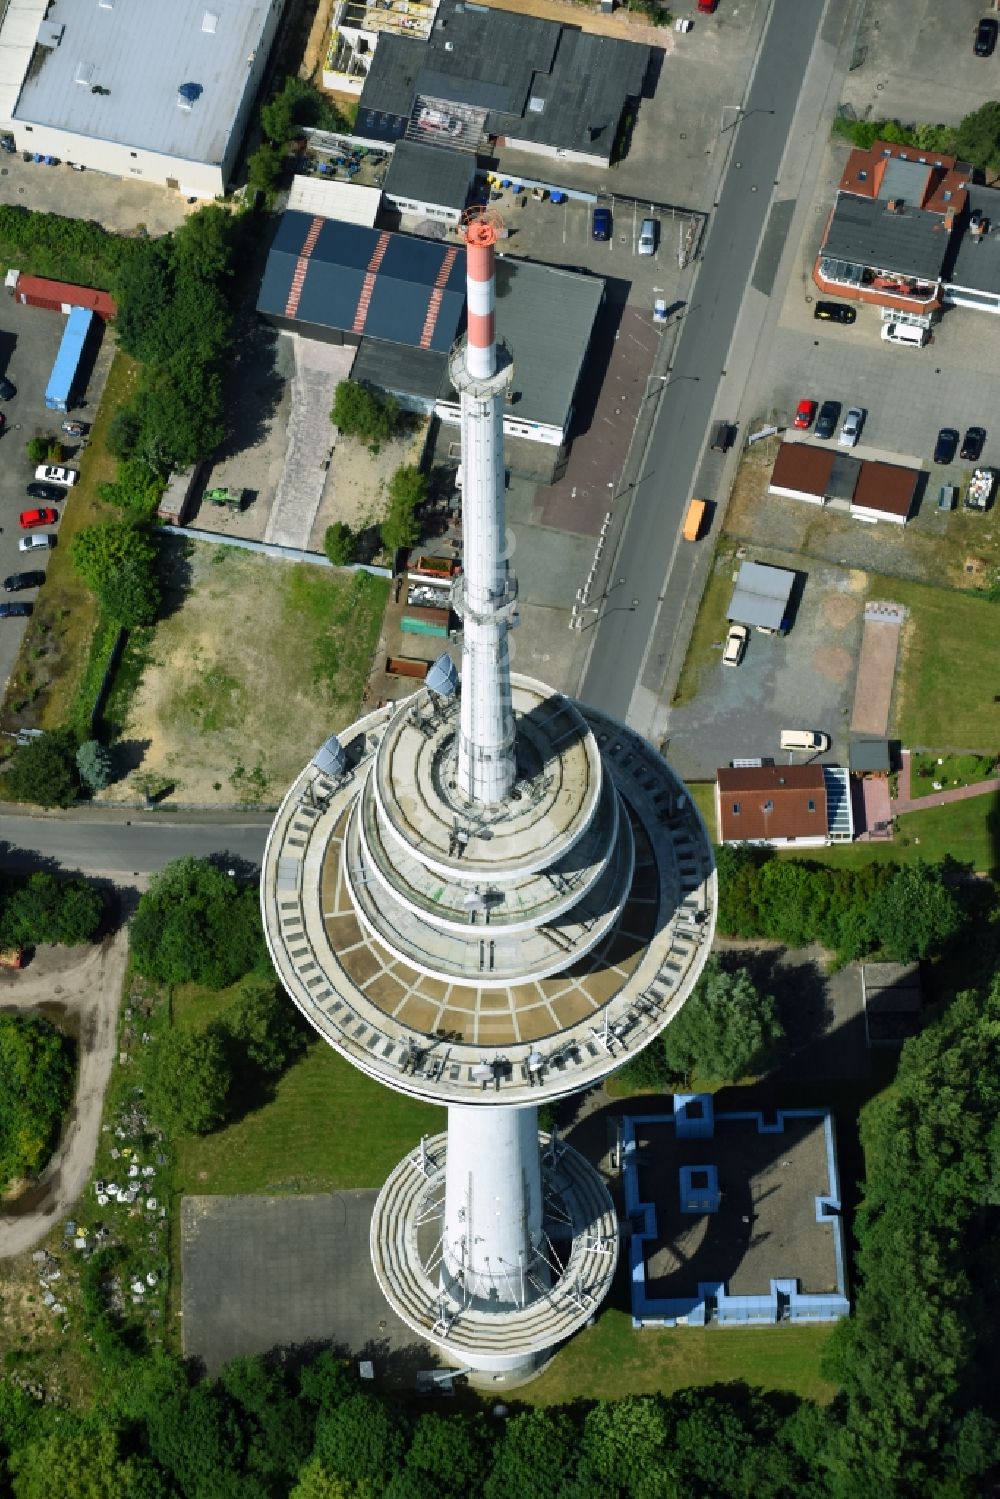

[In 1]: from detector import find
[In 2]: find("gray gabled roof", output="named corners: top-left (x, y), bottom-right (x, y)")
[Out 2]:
top-left (384, 140), bottom-right (476, 210)
top-left (356, 0), bottom-right (648, 157)
top-left (823, 193), bottom-right (951, 281)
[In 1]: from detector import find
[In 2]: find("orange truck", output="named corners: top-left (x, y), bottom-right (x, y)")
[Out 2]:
top-left (683, 497), bottom-right (707, 541)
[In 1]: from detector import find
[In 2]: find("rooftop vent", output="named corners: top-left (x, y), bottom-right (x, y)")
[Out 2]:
top-left (528, 95), bottom-right (545, 113)
top-left (75, 61), bottom-right (96, 87)
top-left (177, 82), bottom-right (203, 111)
top-left (98, 0), bottom-right (114, 10)
top-left (38, 20), bottom-right (65, 47)
top-left (857, 168), bottom-right (867, 180)
top-left (444, 40), bottom-right (454, 50)
top-left (203, 10), bottom-right (219, 32)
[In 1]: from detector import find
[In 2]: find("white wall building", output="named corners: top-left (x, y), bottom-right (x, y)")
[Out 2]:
top-left (4, 0), bottom-right (285, 198)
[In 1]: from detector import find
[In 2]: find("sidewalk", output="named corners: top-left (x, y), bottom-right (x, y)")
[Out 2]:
top-left (890, 749), bottom-right (1000, 816)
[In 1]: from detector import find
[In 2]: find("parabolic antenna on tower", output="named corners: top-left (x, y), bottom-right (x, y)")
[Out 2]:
top-left (261, 207), bottom-right (716, 1379)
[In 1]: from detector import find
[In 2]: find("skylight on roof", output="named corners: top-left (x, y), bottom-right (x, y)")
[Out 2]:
top-left (528, 96), bottom-right (545, 113)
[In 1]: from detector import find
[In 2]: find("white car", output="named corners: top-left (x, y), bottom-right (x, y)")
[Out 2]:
top-left (722, 623), bottom-right (749, 666)
top-left (34, 464), bottom-right (78, 486)
top-left (839, 407), bottom-right (864, 447)
top-left (653, 296), bottom-right (667, 325)
top-left (19, 533), bottom-right (54, 553)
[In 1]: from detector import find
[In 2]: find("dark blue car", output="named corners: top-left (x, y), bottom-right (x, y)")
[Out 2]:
top-left (592, 206), bottom-right (612, 241)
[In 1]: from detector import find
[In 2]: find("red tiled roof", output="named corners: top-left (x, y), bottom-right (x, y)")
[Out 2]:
top-left (851, 461), bottom-right (918, 519)
top-left (717, 765), bottom-right (828, 843)
top-left (769, 442), bottom-right (835, 498)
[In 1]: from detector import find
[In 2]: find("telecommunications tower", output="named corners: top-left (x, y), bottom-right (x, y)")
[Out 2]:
top-left (261, 209), bottom-right (716, 1380)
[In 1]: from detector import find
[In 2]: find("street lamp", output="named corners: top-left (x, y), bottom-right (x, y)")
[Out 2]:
top-left (645, 373), bottom-right (700, 398)
top-left (720, 106), bottom-right (775, 134)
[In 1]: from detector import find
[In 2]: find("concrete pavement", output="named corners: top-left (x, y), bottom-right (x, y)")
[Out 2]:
top-left (0, 808), bottom-right (270, 878)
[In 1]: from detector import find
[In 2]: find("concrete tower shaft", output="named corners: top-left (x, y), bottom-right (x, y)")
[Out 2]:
top-left (441, 1104), bottom-right (544, 1305)
top-left (450, 211), bottom-right (517, 805)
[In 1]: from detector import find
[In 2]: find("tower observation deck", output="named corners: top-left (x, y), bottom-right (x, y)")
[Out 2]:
top-left (261, 208), bottom-right (716, 1380)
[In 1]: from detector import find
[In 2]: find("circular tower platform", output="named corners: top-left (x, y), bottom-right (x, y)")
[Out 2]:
top-left (262, 674), bottom-right (715, 1377)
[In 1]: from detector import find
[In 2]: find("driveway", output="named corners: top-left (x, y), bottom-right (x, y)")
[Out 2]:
top-left (0, 929), bottom-right (129, 1257)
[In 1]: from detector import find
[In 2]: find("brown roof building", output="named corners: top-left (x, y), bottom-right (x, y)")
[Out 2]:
top-left (850, 461), bottom-right (918, 525)
top-left (767, 441), bottom-right (919, 525)
top-left (716, 765), bottom-right (829, 846)
top-left (768, 443), bottom-right (834, 504)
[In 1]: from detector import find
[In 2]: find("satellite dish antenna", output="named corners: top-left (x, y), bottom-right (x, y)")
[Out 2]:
top-left (312, 734), bottom-right (348, 778)
top-left (426, 653), bottom-right (460, 698)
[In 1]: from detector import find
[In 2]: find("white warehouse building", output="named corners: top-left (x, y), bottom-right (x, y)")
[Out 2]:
top-left (2, 0), bottom-right (285, 198)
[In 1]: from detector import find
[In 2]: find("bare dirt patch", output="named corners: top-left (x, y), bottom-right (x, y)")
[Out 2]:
top-left (811, 646), bottom-right (854, 684)
top-left (307, 422), bottom-right (430, 553)
top-left (820, 593), bottom-right (861, 627)
top-left (103, 545), bottom-right (389, 807)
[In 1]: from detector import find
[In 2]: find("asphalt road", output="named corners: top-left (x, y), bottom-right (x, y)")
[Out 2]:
top-left (580, 0), bottom-right (827, 724)
top-left (0, 813), bottom-right (270, 877)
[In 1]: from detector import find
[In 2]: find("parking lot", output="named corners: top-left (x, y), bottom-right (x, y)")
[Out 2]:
top-left (0, 296), bottom-right (114, 692)
top-left (666, 547), bottom-right (865, 780)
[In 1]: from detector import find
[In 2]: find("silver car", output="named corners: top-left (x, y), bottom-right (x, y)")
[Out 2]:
top-left (839, 406), bottom-right (864, 447)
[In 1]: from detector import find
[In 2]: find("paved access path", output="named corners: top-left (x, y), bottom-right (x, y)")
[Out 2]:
top-left (891, 750), bottom-right (1000, 816)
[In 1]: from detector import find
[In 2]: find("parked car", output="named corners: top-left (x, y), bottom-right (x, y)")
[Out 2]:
top-left (723, 623), bottom-right (749, 666)
top-left (34, 464), bottom-right (78, 486)
top-left (592, 206), bottom-right (612, 241)
top-left (653, 295), bottom-right (667, 325)
top-left (697, 0), bottom-right (719, 11)
top-left (26, 482), bottom-right (62, 502)
top-left (60, 420), bottom-right (87, 438)
top-left (881, 321), bottom-right (928, 347)
top-left (0, 378), bottom-right (14, 400)
top-left (0, 135), bottom-right (15, 156)
top-left (934, 427), bottom-right (960, 464)
top-left (961, 426), bottom-right (987, 461)
top-left (814, 301), bottom-right (856, 324)
top-left (638, 217), bottom-right (657, 256)
top-left (20, 507), bottom-right (57, 529)
top-left (19, 534), bottom-right (53, 553)
top-left (3, 571), bottom-right (45, 592)
top-left (0, 601), bottom-right (32, 619)
top-left (780, 728), bottom-right (830, 753)
top-left (793, 398), bottom-right (817, 430)
top-left (815, 400), bottom-right (841, 439)
top-left (839, 406), bottom-right (865, 448)
top-left (975, 16), bottom-right (998, 55)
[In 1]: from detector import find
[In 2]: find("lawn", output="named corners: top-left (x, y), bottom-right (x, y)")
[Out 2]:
top-left (520, 1306), bottom-right (836, 1406)
top-left (110, 552), bottom-right (389, 805)
top-left (908, 750), bottom-right (997, 790)
top-left (1, 351), bottom-right (141, 733)
top-left (880, 575), bottom-right (1000, 749)
top-left (173, 1032), bottom-right (440, 1195)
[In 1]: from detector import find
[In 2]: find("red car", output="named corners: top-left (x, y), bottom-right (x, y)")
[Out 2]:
top-left (19, 507), bottom-right (57, 529)
top-left (793, 398), bottom-right (817, 431)
top-left (697, 0), bottom-right (719, 10)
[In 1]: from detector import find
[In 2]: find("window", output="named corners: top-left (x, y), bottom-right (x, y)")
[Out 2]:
top-left (731, 802), bottom-right (740, 815)
top-left (807, 799), bottom-right (816, 811)
top-left (130, 151), bottom-right (137, 158)
top-left (762, 800), bottom-right (774, 812)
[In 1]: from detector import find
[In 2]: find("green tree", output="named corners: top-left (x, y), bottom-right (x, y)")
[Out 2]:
top-left (332, 381), bottom-right (399, 443)
top-left (24, 436), bottom-right (51, 465)
top-left (220, 1356), bottom-right (312, 1484)
top-left (483, 1409), bottom-right (580, 1499)
top-left (76, 739), bottom-right (114, 791)
top-left (147, 1027), bottom-right (231, 1136)
top-left (96, 457), bottom-right (165, 516)
top-left (71, 521), bottom-right (157, 598)
top-left (9, 1421), bottom-right (156, 1499)
top-left (381, 465), bottom-right (425, 551)
top-left (291, 1462), bottom-right (375, 1499)
top-left (1, 872), bottom-right (102, 946)
top-left (868, 861), bottom-right (964, 961)
top-left (100, 555), bottom-right (161, 628)
top-left (955, 100), bottom-right (1000, 171)
top-left (312, 1393), bottom-right (409, 1490)
top-left (142, 1380), bottom-right (247, 1499)
top-left (129, 858), bottom-right (268, 987)
top-left (324, 522), bottom-right (356, 567)
top-left (404, 1412), bottom-right (489, 1497)
top-left (580, 1396), bottom-right (670, 1499)
top-left (665, 958), bottom-right (783, 1083)
top-left (222, 978), bottom-right (304, 1076)
top-left (246, 142), bottom-right (284, 200)
top-left (3, 729), bottom-right (79, 808)
top-left (0, 1014), bottom-right (73, 1187)
top-left (106, 405), bottom-right (145, 463)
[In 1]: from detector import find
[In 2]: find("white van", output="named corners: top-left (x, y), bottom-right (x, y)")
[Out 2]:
top-left (638, 217), bottom-right (657, 256)
top-left (880, 321), bottom-right (929, 348)
top-left (780, 729), bottom-right (830, 753)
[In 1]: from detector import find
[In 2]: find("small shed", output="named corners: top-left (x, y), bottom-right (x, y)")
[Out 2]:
top-left (728, 559), bottom-right (795, 633)
top-left (861, 962), bottom-right (922, 1046)
top-left (851, 461), bottom-right (919, 525)
top-left (849, 739), bottom-right (891, 776)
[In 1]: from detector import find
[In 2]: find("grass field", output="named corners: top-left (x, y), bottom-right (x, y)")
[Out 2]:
top-left (670, 548), bottom-right (738, 707)
top-left (881, 575), bottom-right (1000, 749)
top-left (1, 352), bottom-right (140, 736)
top-left (111, 553), bottom-right (389, 805)
top-left (521, 1307), bottom-right (836, 1406)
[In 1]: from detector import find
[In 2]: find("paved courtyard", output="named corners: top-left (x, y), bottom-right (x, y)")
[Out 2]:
top-left (182, 1192), bottom-right (433, 1378)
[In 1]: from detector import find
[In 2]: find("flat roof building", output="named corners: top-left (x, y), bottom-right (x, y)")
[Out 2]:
top-left (383, 140), bottom-right (476, 225)
top-left (355, 0), bottom-right (649, 167)
top-left (6, 0), bottom-right (285, 198)
top-left (728, 559), bottom-right (795, 632)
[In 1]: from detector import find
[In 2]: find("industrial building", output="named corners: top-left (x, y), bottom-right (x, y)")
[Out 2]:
top-left (261, 208), bottom-right (716, 1380)
top-left (353, 0), bottom-right (650, 168)
top-left (256, 210), bottom-right (604, 465)
top-left (1, 0), bottom-right (284, 198)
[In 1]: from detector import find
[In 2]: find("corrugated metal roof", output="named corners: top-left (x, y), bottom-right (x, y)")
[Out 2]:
top-left (823, 193), bottom-right (949, 281)
top-left (728, 560), bottom-right (795, 630)
top-left (11, 0), bottom-right (273, 164)
top-left (15, 273), bottom-right (116, 316)
top-left (383, 140), bottom-right (475, 210)
top-left (351, 337), bottom-right (448, 402)
top-left (286, 178), bottom-right (382, 225)
top-left (357, 0), bottom-right (648, 158)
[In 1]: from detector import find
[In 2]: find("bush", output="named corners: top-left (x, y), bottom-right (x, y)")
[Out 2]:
top-left (323, 522), bottom-right (355, 567)
top-left (380, 465), bottom-right (425, 551)
top-left (147, 1026), bottom-right (232, 1135)
top-left (25, 436), bottom-right (50, 465)
top-left (129, 857), bottom-right (269, 988)
top-left (76, 739), bottom-right (114, 791)
top-left (663, 958), bottom-right (784, 1084)
top-left (0, 871), bottom-right (103, 947)
top-left (332, 381), bottom-right (400, 444)
top-left (0, 1013), bottom-right (73, 1188)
